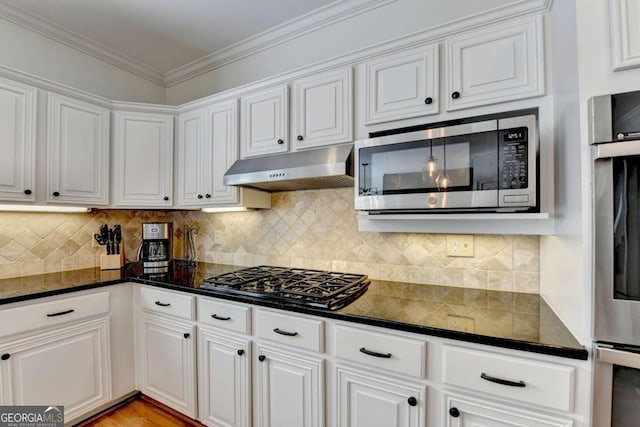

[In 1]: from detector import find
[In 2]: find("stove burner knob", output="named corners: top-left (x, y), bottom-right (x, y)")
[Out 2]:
top-left (258, 355), bottom-right (266, 362)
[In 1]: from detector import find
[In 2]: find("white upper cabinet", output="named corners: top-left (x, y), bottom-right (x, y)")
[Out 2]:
top-left (208, 100), bottom-right (241, 204)
top-left (240, 85), bottom-right (289, 158)
top-left (0, 77), bottom-right (36, 202)
top-left (177, 109), bottom-right (208, 206)
top-left (47, 93), bottom-right (110, 205)
top-left (292, 67), bottom-right (353, 150)
top-left (113, 111), bottom-right (174, 207)
top-left (445, 16), bottom-right (544, 111)
top-left (365, 44), bottom-right (439, 125)
top-left (610, 0), bottom-right (640, 70)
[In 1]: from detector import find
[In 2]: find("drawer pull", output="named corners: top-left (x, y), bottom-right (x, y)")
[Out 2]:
top-left (237, 349), bottom-right (245, 356)
top-left (359, 347), bottom-right (392, 358)
top-left (258, 355), bottom-right (266, 362)
top-left (46, 309), bottom-right (74, 317)
top-left (183, 333), bottom-right (190, 339)
top-left (480, 372), bottom-right (526, 388)
top-left (449, 407), bottom-right (460, 418)
top-left (154, 301), bottom-right (171, 307)
top-left (407, 396), bottom-right (417, 407)
top-left (212, 314), bottom-right (231, 321)
top-left (273, 328), bottom-right (298, 337)
top-left (1, 354), bottom-right (10, 361)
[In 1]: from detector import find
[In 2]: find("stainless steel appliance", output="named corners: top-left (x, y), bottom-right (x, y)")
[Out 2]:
top-left (353, 112), bottom-right (538, 213)
top-left (200, 266), bottom-right (370, 310)
top-left (137, 222), bottom-right (172, 275)
top-left (223, 144), bottom-right (353, 191)
top-left (590, 91), bottom-right (640, 426)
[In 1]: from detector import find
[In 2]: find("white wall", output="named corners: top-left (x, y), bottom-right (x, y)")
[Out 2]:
top-left (0, 18), bottom-right (165, 103)
top-left (165, 0), bottom-right (516, 105)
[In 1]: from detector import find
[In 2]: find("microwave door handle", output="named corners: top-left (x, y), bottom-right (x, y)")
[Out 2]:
top-left (596, 344), bottom-right (640, 369)
top-left (594, 140), bottom-right (640, 159)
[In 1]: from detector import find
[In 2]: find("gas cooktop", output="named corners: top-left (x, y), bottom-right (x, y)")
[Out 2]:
top-left (200, 265), bottom-right (370, 310)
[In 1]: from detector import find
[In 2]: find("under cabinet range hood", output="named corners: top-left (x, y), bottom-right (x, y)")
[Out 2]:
top-left (223, 144), bottom-right (354, 192)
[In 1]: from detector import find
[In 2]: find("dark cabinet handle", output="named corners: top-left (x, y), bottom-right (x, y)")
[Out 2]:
top-left (197, 194), bottom-right (203, 199)
top-left (154, 301), bottom-right (171, 307)
top-left (449, 407), bottom-right (460, 418)
top-left (184, 333), bottom-right (190, 339)
top-left (407, 397), bottom-right (417, 407)
top-left (277, 139), bottom-right (284, 145)
top-left (212, 314), bottom-right (231, 321)
top-left (163, 196), bottom-right (169, 201)
top-left (480, 372), bottom-right (526, 388)
top-left (46, 309), bottom-right (74, 317)
top-left (52, 191), bottom-right (60, 197)
top-left (1, 354), bottom-right (10, 361)
top-left (297, 135), bottom-right (304, 141)
top-left (424, 97), bottom-right (433, 105)
top-left (237, 349), bottom-right (245, 356)
top-left (273, 328), bottom-right (298, 337)
top-left (359, 347), bottom-right (392, 358)
top-left (451, 91), bottom-right (460, 99)
top-left (24, 189), bottom-right (32, 195)
top-left (258, 355), bottom-right (266, 362)
top-left (205, 194), bottom-right (211, 199)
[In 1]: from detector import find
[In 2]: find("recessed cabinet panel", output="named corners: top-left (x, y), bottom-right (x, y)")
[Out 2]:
top-left (365, 44), bottom-right (439, 124)
top-left (446, 17), bottom-right (544, 111)
top-left (256, 344), bottom-right (324, 427)
top-left (240, 86), bottom-right (288, 158)
top-left (209, 100), bottom-right (240, 204)
top-left (610, 0), bottom-right (640, 70)
top-left (337, 367), bottom-right (425, 427)
top-left (177, 110), bottom-right (207, 206)
top-left (0, 318), bottom-right (111, 422)
top-left (47, 93), bottom-right (109, 205)
top-left (0, 77), bottom-right (36, 202)
top-left (293, 68), bottom-right (352, 150)
top-left (113, 111), bottom-right (174, 207)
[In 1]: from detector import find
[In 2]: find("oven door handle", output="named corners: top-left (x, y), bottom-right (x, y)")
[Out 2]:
top-left (594, 140), bottom-right (640, 159)
top-left (596, 344), bottom-right (640, 369)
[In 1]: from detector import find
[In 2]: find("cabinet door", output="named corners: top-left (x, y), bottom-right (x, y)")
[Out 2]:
top-left (198, 328), bottom-right (250, 427)
top-left (113, 111), bottom-right (174, 207)
top-left (444, 394), bottom-right (572, 427)
top-left (256, 344), bottom-right (324, 427)
top-left (177, 109), bottom-right (208, 206)
top-left (445, 16), bottom-right (544, 111)
top-left (47, 93), bottom-right (110, 205)
top-left (0, 318), bottom-right (111, 423)
top-left (292, 68), bottom-right (352, 150)
top-left (0, 77), bottom-right (36, 202)
top-left (240, 86), bottom-right (288, 158)
top-left (209, 99), bottom-right (240, 204)
top-left (364, 44), bottom-right (439, 125)
top-left (336, 366), bottom-right (425, 427)
top-left (138, 314), bottom-right (196, 418)
top-left (610, 0), bottom-right (640, 70)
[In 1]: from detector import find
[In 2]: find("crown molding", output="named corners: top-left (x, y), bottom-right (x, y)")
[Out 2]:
top-left (0, 0), bottom-right (165, 86)
top-left (163, 0), bottom-right (398, 87)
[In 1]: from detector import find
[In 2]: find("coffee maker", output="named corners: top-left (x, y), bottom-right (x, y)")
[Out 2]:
top-left (137, 223), bottom-right (172, 275)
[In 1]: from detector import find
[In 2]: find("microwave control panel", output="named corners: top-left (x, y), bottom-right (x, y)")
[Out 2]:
top-left (499, 127), bottom-right (528, 189)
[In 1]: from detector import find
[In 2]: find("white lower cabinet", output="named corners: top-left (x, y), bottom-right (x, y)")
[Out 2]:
top-left (198, 327), bottom-right (250, 427)
top-left (138, 313), bottom-right (196, 418)
top-left (255, 344), bottom-right (324, 427)
top-left (336, 366), bottom-right (426, 427)
top-left (444, 394), bottom-right (572, 427)
top-left (0, 317), bottom-right (112, 423)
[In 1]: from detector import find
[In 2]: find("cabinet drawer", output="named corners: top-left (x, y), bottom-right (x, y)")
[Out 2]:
top-left (334, 325), bottom-right (426, 378)
top-left (255, 309), bottom-right (324, 352)
top-left (198, 297), bottom-right (251, 334)
top-left (140, 286), bottom-right (195, 320)
top-left (0, 291), bottom-right (110, 337)
top-left (442, 345), bottom-right (575, 412)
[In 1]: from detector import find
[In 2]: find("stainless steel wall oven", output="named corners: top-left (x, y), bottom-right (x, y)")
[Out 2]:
top-left (590, 91), bottom-right (640, 426)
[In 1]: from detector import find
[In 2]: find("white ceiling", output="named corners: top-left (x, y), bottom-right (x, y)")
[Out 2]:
top-left (0, 0), bottom-right (349, 83)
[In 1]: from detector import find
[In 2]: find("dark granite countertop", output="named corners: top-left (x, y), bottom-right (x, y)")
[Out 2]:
top-left (0, 261), bottom-right (588, 360)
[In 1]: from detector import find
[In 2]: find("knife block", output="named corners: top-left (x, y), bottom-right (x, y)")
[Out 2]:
top-left (100, 242), bottom-right (124, 270)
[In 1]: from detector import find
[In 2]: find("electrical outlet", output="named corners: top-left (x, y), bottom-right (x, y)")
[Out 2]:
top-left (447, 315), bottom-right (475, 332)
top-left (446, 234), bottom-right (474, 257)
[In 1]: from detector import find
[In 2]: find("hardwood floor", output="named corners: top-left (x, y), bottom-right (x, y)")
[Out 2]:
top-left (78, 397), bottom-right (204, 427)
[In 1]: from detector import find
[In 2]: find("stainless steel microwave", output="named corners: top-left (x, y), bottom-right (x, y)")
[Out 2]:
top-left (354, 114), bottom-right (538, 213)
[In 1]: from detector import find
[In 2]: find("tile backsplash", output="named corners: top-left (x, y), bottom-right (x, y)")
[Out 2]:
top-left (0, 188), bottom-right (539, 292)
